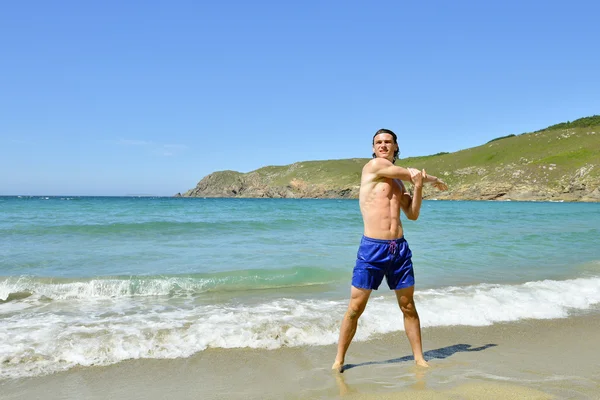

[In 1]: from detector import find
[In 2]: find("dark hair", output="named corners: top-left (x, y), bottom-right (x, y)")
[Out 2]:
top-left (372, 128), bottom-right (400, 163)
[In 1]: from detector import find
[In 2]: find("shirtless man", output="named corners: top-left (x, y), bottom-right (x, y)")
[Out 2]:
top-left (332, 128), bottom-right (448, 372)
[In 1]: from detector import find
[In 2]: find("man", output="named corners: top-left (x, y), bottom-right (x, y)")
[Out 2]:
top-left (332, 128), bottom-right (448, 372)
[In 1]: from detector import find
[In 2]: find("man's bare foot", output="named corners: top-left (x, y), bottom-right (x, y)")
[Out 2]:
top-left (415, 358), bottom-right (429, 368)
top-left (332, 360), bottom-right (344, 373)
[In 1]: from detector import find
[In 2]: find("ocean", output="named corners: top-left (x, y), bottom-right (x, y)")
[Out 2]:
top-left (1, 196), bottom-right (599, 381)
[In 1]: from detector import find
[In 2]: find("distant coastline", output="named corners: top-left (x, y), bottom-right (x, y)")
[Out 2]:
top-left (178, 116), bottom-right (600, 202)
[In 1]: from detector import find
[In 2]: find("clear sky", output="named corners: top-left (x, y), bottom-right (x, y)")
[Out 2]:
top-left (1, 0), bottom-right (598, 196)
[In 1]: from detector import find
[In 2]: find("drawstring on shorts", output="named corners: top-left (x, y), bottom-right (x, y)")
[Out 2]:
top-left (388, 240), bottom-right (397, 257)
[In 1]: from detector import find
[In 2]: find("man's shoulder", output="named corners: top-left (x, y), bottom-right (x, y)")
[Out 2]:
top-left (363, 157), bottom-right (392, 172)
top-left (362, 160), bottom-right (393, 186)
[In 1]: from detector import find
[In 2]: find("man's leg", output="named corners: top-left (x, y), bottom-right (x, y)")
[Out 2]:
top-left (332, 286), bottom-right (372, 372)
top-left (395, 286), bottom-right (429, 367)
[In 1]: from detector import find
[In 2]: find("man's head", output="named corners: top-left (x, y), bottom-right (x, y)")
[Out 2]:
top-left (372, 128), bottom-right (399, 163)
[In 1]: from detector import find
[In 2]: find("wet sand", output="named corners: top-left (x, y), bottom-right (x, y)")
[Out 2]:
top-left (2, 310), bottom-right (600, 399)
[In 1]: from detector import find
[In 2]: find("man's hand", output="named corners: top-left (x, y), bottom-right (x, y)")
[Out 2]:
top-left (408, 168), bottom-right (423, 188)
top-left (433, 178), bottom-right (448, 191)
top-left (421, 169), bottom-right (448, 190)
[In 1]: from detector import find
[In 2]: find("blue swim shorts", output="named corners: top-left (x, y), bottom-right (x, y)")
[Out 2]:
top-left (351, 235), bottom-right (415, 290)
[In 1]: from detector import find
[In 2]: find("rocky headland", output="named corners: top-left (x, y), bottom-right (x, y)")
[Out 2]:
top-left (178, 116), bottom-right (600, 202)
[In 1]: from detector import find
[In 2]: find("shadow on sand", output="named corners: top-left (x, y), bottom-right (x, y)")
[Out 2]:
top-left (342, 343), bottom-right (497, 372)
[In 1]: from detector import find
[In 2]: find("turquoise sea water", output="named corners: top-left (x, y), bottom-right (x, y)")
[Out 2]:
top-left (1, 196), bottom-right (599, 379)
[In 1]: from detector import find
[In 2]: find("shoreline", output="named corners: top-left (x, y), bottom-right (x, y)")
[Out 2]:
top-left (175, 194), bottom-right (600, 202)
top-left (3, 194), bottom-right (599, 202)
top-left (3, 310), bottom-right (599, 399)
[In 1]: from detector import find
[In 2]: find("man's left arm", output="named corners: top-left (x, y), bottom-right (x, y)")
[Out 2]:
top-left (401, 168), bottom-right (448, 220)
top-left (400, 168), bottom-right (424, 221)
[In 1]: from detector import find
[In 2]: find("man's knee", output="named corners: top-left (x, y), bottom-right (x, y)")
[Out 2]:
top-left (346, 303), bottom-right (366, 320)
top-left (399, 299), bottom-right (419, 318)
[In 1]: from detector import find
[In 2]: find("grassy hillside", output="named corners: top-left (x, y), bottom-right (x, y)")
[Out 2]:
top-left (403, 118), bottom-right (600, 189)
top-left (252, 158), bottom-right (366, 187)
top-left (182, 116), bottom-right (600, 201)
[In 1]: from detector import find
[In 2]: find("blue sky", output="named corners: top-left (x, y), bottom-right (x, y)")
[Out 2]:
top-left (1, 0), bottom-right (598, 196)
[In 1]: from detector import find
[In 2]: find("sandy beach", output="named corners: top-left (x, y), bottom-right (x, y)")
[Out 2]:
top-left (3, 308), bottom-right (599, 400)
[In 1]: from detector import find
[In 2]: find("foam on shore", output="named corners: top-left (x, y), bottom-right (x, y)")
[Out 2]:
top-left (2, 276), bottom-right (600, 380)
top-left (2, 311), bottom-right (599, 399)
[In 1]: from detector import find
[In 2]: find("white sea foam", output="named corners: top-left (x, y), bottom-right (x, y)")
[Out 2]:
top-left (0, 276), bottom-right (211, 301)
top-left (1, 276), bottom-right (599, 380)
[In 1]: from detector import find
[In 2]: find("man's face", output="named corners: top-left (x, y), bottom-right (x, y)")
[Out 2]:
top-left (372, 133), bottom-right (398, 162)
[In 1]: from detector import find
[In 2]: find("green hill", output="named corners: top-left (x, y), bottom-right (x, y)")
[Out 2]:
top-left (179, 116), bottom-right (600, 202)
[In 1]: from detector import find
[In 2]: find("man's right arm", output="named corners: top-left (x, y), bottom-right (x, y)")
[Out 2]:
top-left (368, 158), bottom-right (414, 182)
top-left (420, 170), bottom-right (448, 191)
top-left (368, 159), bottom-right (448, 190)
